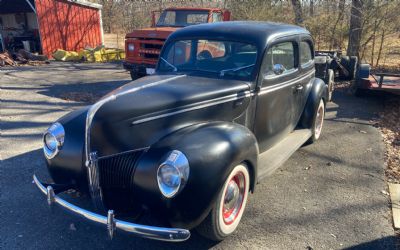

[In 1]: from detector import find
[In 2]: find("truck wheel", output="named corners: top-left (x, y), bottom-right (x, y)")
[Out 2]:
top-left (197, 164), bottom-right (250, 241)
top-left (326, 69), bottom-right (334, 102)
top-left (308, 99), bottom-right (325, 143)
top-left (130, 71), bottom-right (144, 81)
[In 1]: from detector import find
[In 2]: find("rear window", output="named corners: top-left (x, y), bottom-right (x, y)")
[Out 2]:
top-left (300, 41), bottom-right (313, 65)
top-left (157, 10), bottom-right (209, 27)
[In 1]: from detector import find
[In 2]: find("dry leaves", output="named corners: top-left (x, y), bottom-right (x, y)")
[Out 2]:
top-left (376, 98), bottom-right (400, 183)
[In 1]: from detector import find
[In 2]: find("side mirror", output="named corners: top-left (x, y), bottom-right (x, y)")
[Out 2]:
top-left (273, 64), bottom-right (285, 75)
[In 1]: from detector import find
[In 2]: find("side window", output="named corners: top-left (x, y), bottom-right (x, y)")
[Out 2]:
top-left (187, 14), bottom-right (208, 24)
top-left (165, 40), bottom-right (191, 66)
top-left (212, 12), bottom-right (223, 22)
top-left (163, 11), bottom-right (176, 25)
top-left (300, 41), bottom-right (313, 66)
top-left (264, 42), bottom-right (296, 77)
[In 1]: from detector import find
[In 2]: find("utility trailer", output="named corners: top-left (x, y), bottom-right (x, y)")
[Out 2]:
top-left (353, 64), bottom-right (400, 96)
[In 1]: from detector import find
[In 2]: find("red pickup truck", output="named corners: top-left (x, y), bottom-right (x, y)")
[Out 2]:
top-left (124, 7), bottom-right (231, 80)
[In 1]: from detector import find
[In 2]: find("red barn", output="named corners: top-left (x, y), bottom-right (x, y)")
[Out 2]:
top-left (0, 0), bottom-right (103, 58)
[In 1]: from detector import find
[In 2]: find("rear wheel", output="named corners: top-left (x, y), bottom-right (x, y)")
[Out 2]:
top-left (196, 164), bottom-right (250, 241)
top-left (308, 99), bottom-right (325, 143)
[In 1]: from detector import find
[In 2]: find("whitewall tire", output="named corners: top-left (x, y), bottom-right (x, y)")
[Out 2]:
top-left (196, 164), bottom-right (250, 241)
top-left (309, 99), bottom-right (325, 143)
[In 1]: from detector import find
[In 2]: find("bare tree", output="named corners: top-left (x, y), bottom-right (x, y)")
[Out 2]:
top-left (291, 0), bottom-right (303, 25)
top-left (309, 0), bottom-right (314, 16)
top-left (347, 0), bottom-right (363, 57)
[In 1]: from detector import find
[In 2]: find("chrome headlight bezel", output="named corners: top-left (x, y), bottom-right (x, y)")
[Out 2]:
top-left (43, 122), bottom-right (65, 159)
top-left (157, 150), bottom-right (190, 198)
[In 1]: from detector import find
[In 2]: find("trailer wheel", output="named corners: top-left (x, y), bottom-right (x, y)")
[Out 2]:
top-left (350, 80), bottom-right (366, 97)
top-left (351, 64), bottom-right (370, 97)
top-left (326, 69), bottom-right (335, 102)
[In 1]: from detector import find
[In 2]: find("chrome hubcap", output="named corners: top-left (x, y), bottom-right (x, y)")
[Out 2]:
top-left (223, 172), bottom-right (245, 225)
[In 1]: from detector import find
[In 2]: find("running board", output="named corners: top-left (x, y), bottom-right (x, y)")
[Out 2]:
top-left (257, 129), bottom-right (312, 182)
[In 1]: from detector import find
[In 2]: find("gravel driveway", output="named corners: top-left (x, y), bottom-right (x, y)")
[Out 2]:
top-left (0, 62), bottom-right (396, 249)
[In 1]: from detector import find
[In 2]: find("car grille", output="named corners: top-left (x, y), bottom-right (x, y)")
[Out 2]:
top-left (98, 150), bottom-right (143, 213)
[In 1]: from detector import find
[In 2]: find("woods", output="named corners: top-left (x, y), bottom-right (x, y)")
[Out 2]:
top-left (90, 0), bottom-right (400, 68)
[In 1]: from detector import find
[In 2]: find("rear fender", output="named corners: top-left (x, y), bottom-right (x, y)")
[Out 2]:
top-left (133, 122), bottom-right (259, 229)
top-left (299, 77), bottom-right (327, 129)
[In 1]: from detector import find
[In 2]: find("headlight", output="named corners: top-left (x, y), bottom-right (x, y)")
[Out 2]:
top-left (43, 122), bottom-right (65, 159)
top-left (128, 44), bottom-right (135, 52)
top-left (157, 150), bottom-right (189, 198)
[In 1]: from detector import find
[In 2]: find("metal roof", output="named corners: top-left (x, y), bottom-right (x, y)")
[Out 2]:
top-left (66, 0), bottom-right (102, 10)
top-left (169, 21), bottom-right (310, 50)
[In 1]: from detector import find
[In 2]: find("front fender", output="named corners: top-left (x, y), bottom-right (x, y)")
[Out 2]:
top-left (299, 77), bottom-right (327, 129)
top-left (133, 122), bottom-right (258, 229)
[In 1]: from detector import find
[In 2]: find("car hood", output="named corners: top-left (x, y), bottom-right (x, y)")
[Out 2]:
top-left (90, 74), bottom-right (251, 156)
top-left (125, 27), bottom-right (179, 39)
top-left (95, 74), bottom-right (250, 122)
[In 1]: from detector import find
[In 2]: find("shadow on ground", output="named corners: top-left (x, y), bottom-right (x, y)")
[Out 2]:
top-left (0, 149), bottom-right (218, 249)
top-left (343, 236), bottom-right (399, 250)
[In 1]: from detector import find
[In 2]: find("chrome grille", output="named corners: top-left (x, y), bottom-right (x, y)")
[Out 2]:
top-left (98, 150), bottom-right (143, 213)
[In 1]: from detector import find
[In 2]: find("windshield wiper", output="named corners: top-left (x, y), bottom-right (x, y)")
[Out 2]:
top-left (219, 64), bottom-right (255, 77)
top-left (160, 57), bottom-right (177, 72)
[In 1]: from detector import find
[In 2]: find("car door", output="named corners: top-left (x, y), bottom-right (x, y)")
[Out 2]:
top-left (253, 38), bottom-right (301, 152)
top-left (293, 38), bottom-right (315, 125)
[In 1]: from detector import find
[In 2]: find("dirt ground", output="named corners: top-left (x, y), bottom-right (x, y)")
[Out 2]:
top-left (0, 62), bottom-right (397, 249)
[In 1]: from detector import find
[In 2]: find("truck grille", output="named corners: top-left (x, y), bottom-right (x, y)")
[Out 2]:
top-left (138, 39), bottom-right (164, 59)
top-left (98, 150), bottom-right (143, 213)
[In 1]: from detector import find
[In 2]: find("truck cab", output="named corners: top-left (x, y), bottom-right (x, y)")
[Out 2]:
top-left (124, 7), bottom-right (231, 80)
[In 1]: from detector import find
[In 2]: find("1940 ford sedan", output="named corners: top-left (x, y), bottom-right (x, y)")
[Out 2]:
top-left (33, 22), bottom-right (328, 242)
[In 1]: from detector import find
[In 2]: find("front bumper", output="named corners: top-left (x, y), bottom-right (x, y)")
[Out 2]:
top-left (123, 61), bottom-right (155, 74)
top-left (32, 175), bottom-right (190, 242)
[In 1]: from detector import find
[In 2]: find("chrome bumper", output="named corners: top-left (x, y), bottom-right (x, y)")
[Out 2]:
top-left (32, 175), bottom-right (190, 242)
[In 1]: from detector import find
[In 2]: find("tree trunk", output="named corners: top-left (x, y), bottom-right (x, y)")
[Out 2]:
top-left (329, 0), bottom-right (346, 50)
top-left (371, 20), bottom-right (377, 66)
top-left (309, 0), bottom-right (314, 16)
top-left (347, 0), bottom-right (363, 57)
top-left (375, 29), bottom-right (385, 67)
top-left (290, 0), bottom-right (303, 25)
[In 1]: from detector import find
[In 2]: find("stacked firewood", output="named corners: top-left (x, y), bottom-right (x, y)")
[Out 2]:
top-left (0, 50), bottom-right (49, 67)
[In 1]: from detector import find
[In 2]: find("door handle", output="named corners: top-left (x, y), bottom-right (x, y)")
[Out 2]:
top-left (293, 84), bottom-right (303, 93)
top-left (234, 98), bottom-right (244, 107)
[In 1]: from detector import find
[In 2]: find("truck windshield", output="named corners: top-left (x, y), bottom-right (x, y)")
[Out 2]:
top-left (157, 10), bottom-right (209, 27)
top-left (158, 39), bottom-right (258, 80)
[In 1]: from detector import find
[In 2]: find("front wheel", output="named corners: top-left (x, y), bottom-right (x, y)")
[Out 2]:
top-left (196, 164), bottom-right (250, 241)
top-left (130, 71), bottom-right (145, 81)
top-left (308, 99), bottom-right (325, 143)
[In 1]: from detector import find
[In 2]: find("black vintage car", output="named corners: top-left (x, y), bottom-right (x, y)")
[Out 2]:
top-left (34, 21), bottom-right (328, 242)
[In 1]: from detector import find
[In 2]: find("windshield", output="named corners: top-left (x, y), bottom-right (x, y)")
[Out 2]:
top-left (157, 10), bottom-right (209, 27)
top-left (158, 39), bottom-right (258, 80)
